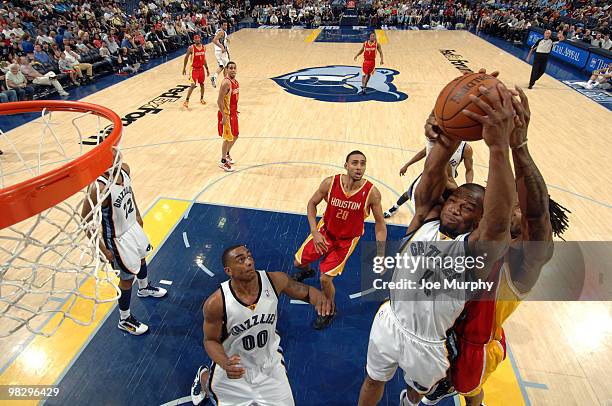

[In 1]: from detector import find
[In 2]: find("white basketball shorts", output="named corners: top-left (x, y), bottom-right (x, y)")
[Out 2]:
top-left (365, 301), bottom-right (450, 394)
top-left (110, 222), bottom-right (151, 278)
top-left (207, 359), bottom-right (294, 406)
top-left (215, 49), bottom-right (230, 68)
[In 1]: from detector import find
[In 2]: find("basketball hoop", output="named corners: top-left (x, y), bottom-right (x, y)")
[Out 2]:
top-left (0, 101), bottom-right (123, 337)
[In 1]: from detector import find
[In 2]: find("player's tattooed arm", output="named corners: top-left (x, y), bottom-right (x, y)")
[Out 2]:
top-left (268, 272), bottom-right (332, 316)
top-left (203, 290), bottom-right (245, 379)
top-left (508, 87), bottom-right (553, 293)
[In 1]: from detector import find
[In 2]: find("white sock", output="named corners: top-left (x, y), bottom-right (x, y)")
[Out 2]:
top-left (119, 309), bottom-right (130, 320)
top-left (137, 276), bottom-right (148, 289)
top-left (587, 79), bottom-right (594, 86)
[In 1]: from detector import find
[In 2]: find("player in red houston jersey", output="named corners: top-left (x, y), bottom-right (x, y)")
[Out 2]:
top-left (182, 35), bottom-right (210, 109)
top-left (292, 151), bottom-right (387, 329)
top-left (354, 32), bottom-right (384, 95)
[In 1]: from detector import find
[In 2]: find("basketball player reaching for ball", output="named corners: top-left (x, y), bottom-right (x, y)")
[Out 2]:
top-left (357, 82), bottom-right (517, 406)
top-left (292, 151), bottom-right (387, 329)
top-left (354, 32), bottom-right (383, 95)
top-left (81, 161), bottom-right (167, 336)
top-left (211, 21), bottom-right (230, 89)
top-left (217, 61), bottom-right (239, 172)
top-left (182, 34), bottom-right (210, 109)
top-left (190, 245), bottom-right (330, 406)
top-left (421, 87), bottom-right (568, 406)
top-left (384, 139), bottom-right (474, 218)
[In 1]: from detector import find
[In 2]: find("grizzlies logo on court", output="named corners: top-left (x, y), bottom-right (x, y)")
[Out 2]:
top-left (272, 65), bottom-right (407, 103)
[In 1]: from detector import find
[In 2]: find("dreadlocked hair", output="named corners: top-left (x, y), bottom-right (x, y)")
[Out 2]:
top-left (548, 196), bottom-right (570, 240)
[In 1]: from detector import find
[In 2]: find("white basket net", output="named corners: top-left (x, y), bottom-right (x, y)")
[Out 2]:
top-left (0, 105), bottom-right (123, 337)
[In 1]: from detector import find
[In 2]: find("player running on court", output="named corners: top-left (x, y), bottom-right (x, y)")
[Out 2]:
top-left (182, 34), bottom-right (210, 109)
top-left (354, 32), bottom-right (384, 95)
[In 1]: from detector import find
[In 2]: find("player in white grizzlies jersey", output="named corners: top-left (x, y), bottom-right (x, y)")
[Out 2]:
top-left (211, 21), bottom-right (230, 88)
top-left (384, 138), bottom-right (474, 218)
top-left (82, 162), bottom-right (167, 336)
top-left (191, 245), bottom-right (329, 406)
top-left (358, 84), bottom-right (517, 406)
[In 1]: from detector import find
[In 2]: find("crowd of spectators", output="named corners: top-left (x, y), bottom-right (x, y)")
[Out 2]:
top-left (0, 0), bottom-right (609, 103)
top-left (0, 0), bottom-right (244, 102)
top-left (251, 0), bottom-right (610, 49)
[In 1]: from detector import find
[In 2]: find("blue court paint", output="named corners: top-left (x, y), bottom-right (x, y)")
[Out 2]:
top-left (506, 344), bottom-right (532, 406)
top-left (46, 203), bottom-right (456, 406)
top-left (315, 27), bottom-right (371, 43)
top-left (272, 66), bottom-right (408, 103)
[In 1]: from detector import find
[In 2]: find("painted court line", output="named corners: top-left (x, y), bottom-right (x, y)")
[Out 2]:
top-left (121, 136), bottom-right (612, 210)
top-left (159, 280), bottom-right (173, 285)
top-left (182, 231), bottom-right (190, 248)
top-left (159, 395), bottom-right (192, 406)
top-left (40, 198), bottom-right (191, 398)
top-left (349, 287), bottom-right (377, 299)
top-left (196, 261), bottom-right (215, 277)
top-left (523, 381), bottom-right (549, 390)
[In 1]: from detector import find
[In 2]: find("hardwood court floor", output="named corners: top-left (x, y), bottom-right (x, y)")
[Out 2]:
top-left (1, 29), bottom-right (611, 405)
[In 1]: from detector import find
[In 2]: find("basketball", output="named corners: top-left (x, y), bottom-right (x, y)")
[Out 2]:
top-left (433, 73), bottom-right (502, 141)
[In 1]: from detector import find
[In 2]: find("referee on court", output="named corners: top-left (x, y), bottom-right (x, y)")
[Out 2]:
top-left (525, 29), bottom-right (565, 89)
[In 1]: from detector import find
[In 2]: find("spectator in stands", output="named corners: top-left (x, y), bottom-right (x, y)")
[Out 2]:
top-left (58, 51), bottom-right (81, 86)
top-left (99, 43), bottom-right (114, 67)
top-left (0, 71), bottom-right (18, 103)
top-left (64, 45), bottom-right (94, 82)
top-left (577, 62), bottom-right (612, 90)
top-left (21, 33), bottom-right (34, 55)
top-left (602, 34), bottom-right (611, 50)
top-left (19, 56), bottom-right (69, 97)
top-left (5, 63), bottom-right (35, 100)
top-left (106, 35), bottom-right (120, 56)
top-left (117, 47), bottom-right (140, 74)
top-left (33, 44), bottom-right (53, 66)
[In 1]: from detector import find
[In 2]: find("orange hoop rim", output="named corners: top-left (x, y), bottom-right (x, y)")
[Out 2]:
top-left (0, 101), bottom-right (122, 229)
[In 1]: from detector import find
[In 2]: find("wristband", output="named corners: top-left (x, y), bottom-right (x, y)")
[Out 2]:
top-left (512, 140), bottom-right (528, 150)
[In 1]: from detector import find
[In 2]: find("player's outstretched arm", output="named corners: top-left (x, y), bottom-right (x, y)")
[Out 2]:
top-left (267, 272), bottom-right (332, 316)
top-left (509, 86), bottom-right (553, 292)
top-left (407, 113), bottom-right (461, 234)
top-left (463, 84), bottom-right (516, 277)
top-left (203, 291), bottom-right (245, 379)
top-left (399, 148), bottom-right (426, 176)
top-left (463, 144), bottom-right (474, 183)
top-left (377, 43), bottom-right (384, 64)
top-left (307, 177), bottom-right (333, 255)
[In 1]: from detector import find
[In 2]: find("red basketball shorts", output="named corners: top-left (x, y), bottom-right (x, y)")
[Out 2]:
top-left (451, 329), bottom-right (507, 396)
top-left (294, 226), bottom-right (360, 277)
top-left (362, 60), bottom-right (375, 75)
top-left (189, 67), bottom-right (205, 85)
